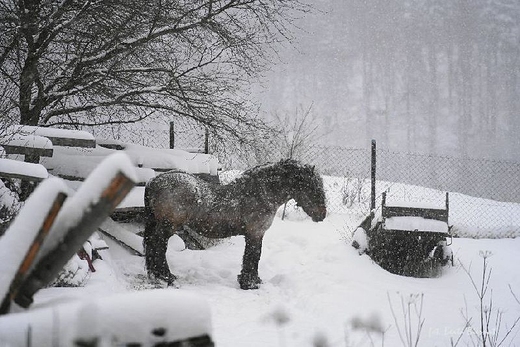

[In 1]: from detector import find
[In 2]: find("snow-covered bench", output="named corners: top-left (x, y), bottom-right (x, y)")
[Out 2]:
top-left (7, 125), bottom-right (96, 149)
top-left (1, 126), bottom-right (95, 161)
top-left (0, 126), bottom-right (96, 182)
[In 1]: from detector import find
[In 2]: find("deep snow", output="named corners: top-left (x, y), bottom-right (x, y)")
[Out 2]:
top-left (1, 148), bottom-right (519, 346)
top-left (6, 213), bottom-right (518, 347)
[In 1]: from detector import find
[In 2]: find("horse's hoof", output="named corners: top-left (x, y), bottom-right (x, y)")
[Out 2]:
top-left (166, 276), bottom-right (179, 288)
top-left (149, 272), bottom-right (177, 287)
top-left (237, 274), bottom-right (262, 290)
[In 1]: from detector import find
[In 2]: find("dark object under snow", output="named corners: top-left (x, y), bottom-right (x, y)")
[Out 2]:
top-left (353, 192), bottom-right (453, 277)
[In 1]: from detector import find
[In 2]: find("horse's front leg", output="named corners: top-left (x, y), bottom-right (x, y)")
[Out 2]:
top-left (143, 220), bottom-right (176, 285)
top-left (238, 233), bottom-right (264, 290)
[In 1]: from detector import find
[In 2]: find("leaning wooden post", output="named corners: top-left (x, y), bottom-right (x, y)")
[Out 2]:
top-left (15, 155), bottom-right (136, 308)
top-left (0, 179), bottom-right (68, 315)
top-left (0, 192), bottom-right (66, 314)
top-left (371, 139), bottom-right (377, 211)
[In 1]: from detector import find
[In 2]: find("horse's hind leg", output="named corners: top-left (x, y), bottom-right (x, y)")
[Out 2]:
top-left (143, 219), bottom-right (176, 285)
top-left (238, 234), bottom-right (264, 290)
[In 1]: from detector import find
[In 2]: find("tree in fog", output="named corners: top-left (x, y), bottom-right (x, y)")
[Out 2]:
top-left (291, 0), bottom-right (520, 158)
top-left (271, 103), bottom-right (324, 160)
top-left (0, 0), bottom-right (306, 141)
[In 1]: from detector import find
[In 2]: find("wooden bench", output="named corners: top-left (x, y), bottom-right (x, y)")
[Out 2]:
top-left (0, 126), bottom-right (96, 164)
top-left (381, 192), bottom-right (449, 223)
top-left (0, 134), bottom-right (53, 164)
top-left (0, 126), bottom-right (97, 199)
top-left (9, 125), bottom-right (96, 148)
top-left (0, 126), bottom-right (96, 178)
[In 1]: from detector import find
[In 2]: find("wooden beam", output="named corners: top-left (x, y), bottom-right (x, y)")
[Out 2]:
top-left (44, 136), bottom-right (96, 148)
top-left (13, 126), bottom-right (96, 148)
top-left (0, 192), bottom-right (67, 314)
top-left (2, 144), bottom-right (53, 158)
top-left (0, 171), bottom-right (46, 182)
top-left (15, 171), bottom-right (135, 308)
top-left (0, 158), bottom-right (48, 182)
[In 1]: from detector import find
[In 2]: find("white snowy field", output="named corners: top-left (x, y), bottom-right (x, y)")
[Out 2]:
top-left (1, 154), bottom-right (519, 346)
top-left (25, 212), bottom-right (520, 347)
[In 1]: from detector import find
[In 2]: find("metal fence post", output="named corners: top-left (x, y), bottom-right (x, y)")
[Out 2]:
top-left (371, 139), bottom-right (376, 211)
top-left (169, 121), bottom-right (175, 149)
top-left (204, 128), bottom-right (209, 154)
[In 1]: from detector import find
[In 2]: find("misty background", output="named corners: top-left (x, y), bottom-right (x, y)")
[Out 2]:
top-left (253, 0), bottom-right (520, 162)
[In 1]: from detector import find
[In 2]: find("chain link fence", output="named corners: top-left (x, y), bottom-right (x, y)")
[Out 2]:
top-left (84, 118), bottom-right (206, 151)
top-left (377, 150), bottom-right (520, 239)
top-left (87, 121), bottom-right (520, 239)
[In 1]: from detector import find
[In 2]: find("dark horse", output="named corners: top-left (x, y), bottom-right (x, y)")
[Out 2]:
top-left (143, 159), bottom-right (327, 289)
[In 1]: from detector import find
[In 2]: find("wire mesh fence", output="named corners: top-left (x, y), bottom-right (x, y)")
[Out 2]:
top-left (377, 149), bottom-right (520, 239)
top-left (211, 137), bottom-right (520, 239)
top-left (83, 118), bottom-right (207, 152)
top-left (87, 121), bottom-right (520, 239)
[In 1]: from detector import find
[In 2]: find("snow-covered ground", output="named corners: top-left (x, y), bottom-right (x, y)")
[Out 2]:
top-left (1, 150), bottom-right (519, 346)
top-left (10, 211), bottom-right (519, 347)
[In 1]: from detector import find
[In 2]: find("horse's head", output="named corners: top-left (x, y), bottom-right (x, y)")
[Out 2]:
top-left (282, 160), bottom-right (327, 222)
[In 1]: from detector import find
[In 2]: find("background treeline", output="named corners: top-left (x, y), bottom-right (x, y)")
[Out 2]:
top-left (261, 0), bottom-right (520, 161)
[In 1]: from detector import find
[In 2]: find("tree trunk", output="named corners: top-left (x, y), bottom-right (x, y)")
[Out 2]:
top-left (18, 0), bottom-right (43, 127)
top-left (19, 56), bottom-right (41, 127)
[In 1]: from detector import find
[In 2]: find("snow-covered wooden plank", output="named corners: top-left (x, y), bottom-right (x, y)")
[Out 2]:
top-left (381, 191), bottom-right (449, 222)
top-left (97, 139), bottom-right (220, 175)
top-left (11, 125), bottom-right (96, 148)
top-left (116, 186), bottom-right (144, 209)
top-left (98, 218), bottom-right (144, 256)
top-left (0, 134), bottom-right (54, 158)
top-left (0, 158), bottom-right (48, 182)
top-left (15, 153), bottom-right (137, 308)
top-left (383, 216), bottom-right (449, 233)
top-left (0, 177), bottom-right (69, 314)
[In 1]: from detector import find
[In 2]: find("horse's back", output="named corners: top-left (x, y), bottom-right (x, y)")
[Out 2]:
top-left (146, 171), bottom-right (209, 223)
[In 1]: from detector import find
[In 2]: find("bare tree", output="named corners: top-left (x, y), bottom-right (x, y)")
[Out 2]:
top-left (0, 0), bottom-right (307, 142)
top-left (271, 103), bottom-right (324, 160)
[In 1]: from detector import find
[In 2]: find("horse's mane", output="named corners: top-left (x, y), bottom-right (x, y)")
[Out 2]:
top-left (233, 159), bottom-right (308, 182)
top-left (228, 159), bottom-right (323, 193)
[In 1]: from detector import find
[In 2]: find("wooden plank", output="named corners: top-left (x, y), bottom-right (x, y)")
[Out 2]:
top-left (2, 144), bottom-right (53, 157)
top-left (13, 126), bottom-right (96, 148)
top-left (383, 206), bottom-right (448, 222)
top-left (381, 192), bottom-right (449, 222)
top-left (44, 136), bottom-right (95, 148)
top-left (111, 206), bottom-right (144, 221)
top-left (0, 192), bottom-right (67, 314)
top-left (98, 218), bottom-right (144, 256)
top-left (0, 171), bottom-right (46, 182)
top-left (15, 171), bottom-right (135, 308)
top-left (0, 158), bottom-right (48, 182)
